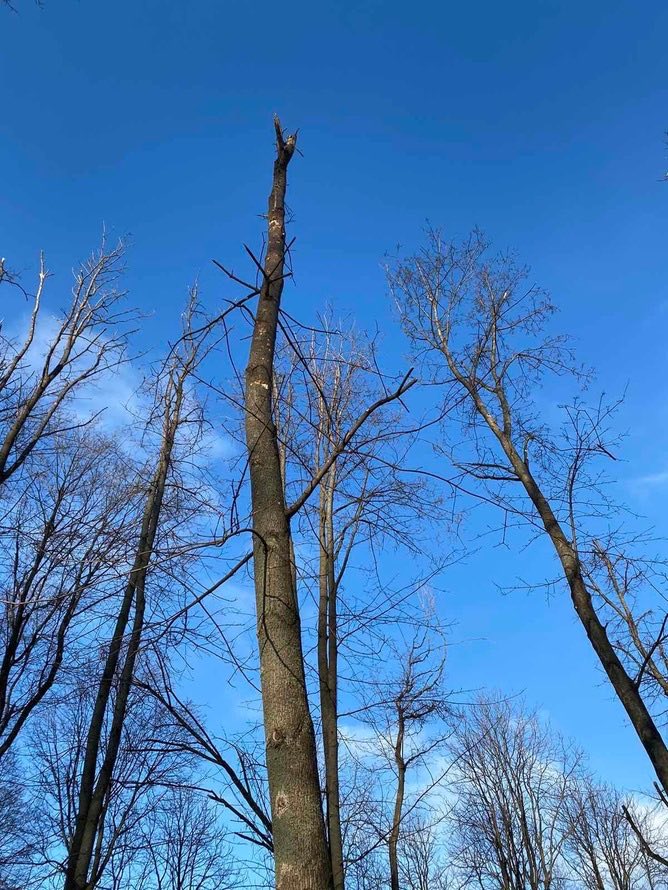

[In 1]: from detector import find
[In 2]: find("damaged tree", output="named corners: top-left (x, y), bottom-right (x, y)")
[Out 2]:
top-left (243, 117), bottom-right (333, 890)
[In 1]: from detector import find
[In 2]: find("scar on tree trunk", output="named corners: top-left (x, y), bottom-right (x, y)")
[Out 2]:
top-left (243, 116), bottom-right (333, 890)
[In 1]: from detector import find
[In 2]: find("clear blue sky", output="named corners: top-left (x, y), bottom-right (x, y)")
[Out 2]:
top-left (2, 0), bottom-right (668, 791)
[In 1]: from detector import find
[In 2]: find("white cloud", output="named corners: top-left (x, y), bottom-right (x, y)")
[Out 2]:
top-left (4, 308), bottom-right (143, 433)
top-left (632, 470), bottom-right (668, 488)
top-left (627, 469), bottom-right (668, 504)
top-left (199, 426), bottom-right (239, 463)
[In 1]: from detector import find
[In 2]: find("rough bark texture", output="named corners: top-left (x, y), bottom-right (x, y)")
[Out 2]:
top-left (244, 118), bottom-right (333, 890)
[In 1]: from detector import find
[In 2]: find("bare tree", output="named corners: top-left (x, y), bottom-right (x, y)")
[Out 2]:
top-left (397, 815), bottom-right (449, 890)
top-left (138, 671), bottom-right (274, 857)
top-left (0, 241), bottom-right (132, 488)
top-left (383, 634), bottom-right (449, 890)
top-left (339, 760), bottom-right (390, 890)
top-left (0, 751), bottom-right (38, 889)
top-left (271, 322), bottom-right (439, 890)
top-left (33, 678), bottom-right (194, 890)
top-left (345, 628), bottom-right (450, 890)
top-left (0, 241), bottom-right (141, 763)
top-left (563, 776), bottom-right (667, 890)
top-left (581, 544), bottom-right (668, 720)
top-left (389, 230), bottom-right (668, 796)
top-left (0, 428), bottom-right (135, 760)
top-left (236, 115), bottom-right (421, 888)
top-left (448, 697), bottom-right (577, 890)
top-left (136, 787), bottom-right (240, 890)
top-left (63, 298), bottom-right (208, 890)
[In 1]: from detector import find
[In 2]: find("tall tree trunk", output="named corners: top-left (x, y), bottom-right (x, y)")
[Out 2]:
top-left (499, 432), bottom-right (668, 796)
top-left (389, 713), bottom-right (406, 890)
top-left (318, 469), bottom-right (345, 890)
top-left (243, 117), bottom-right (332, 890)
top-left (64, 367), bottom-right (185, 890)
top-left (458, 369), bottom-right (668, 798)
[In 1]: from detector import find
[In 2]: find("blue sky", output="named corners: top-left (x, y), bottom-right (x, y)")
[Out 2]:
top-left (2, 0), bottom-right (668, 792)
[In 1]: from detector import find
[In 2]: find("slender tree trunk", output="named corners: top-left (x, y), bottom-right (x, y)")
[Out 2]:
top-left (318, 470), bottom-right (345, 890)
top-left (243, 117), bottom-right (332, 890)
top-left (0, 503), bottom-right (57, 733)
top-left (389, 713), bottom-right (406, 890)
top-left (64, 523), bottom-right (152, 889)
top-left (517, 465), bottom-right (668, 794)
top-left (589, 854), bottom-right (607, 890)
top-left (64, 377), bottom-right (183, 890)
top-left (482, 405), bottom-right (668, 795)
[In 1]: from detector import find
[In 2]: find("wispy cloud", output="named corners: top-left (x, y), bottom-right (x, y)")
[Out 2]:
top-left (629, 470), bottom-right (668, 489)
top-left (5, 308), bottom-right (143, 433)
top-left (199, 427), bottom-right (238, 463)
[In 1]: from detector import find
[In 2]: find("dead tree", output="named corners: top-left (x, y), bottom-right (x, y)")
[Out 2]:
top-left (242, 117), bottom-right (333, 890)
top-left (216, 119), bottom-right (413, 887)
top-left (389, 229), bottom-right (668, 796)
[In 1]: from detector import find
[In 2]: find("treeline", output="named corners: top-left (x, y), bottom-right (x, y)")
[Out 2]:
top-left (1, 120), bottom-right (668, 890)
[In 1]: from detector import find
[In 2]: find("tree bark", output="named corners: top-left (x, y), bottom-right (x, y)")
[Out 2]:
top-left (244, 117), bottom-right (332, 890)
top-left (318, 470), bottom-right (345, 890)
top-left (513, 460), bottom-right (668, 794)
top-left (389, 712), bottom-right (406, 890)
top-left (65, 364), bottom-right (186, 890)
top-left (474, 393), bottom-right (668, 796)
